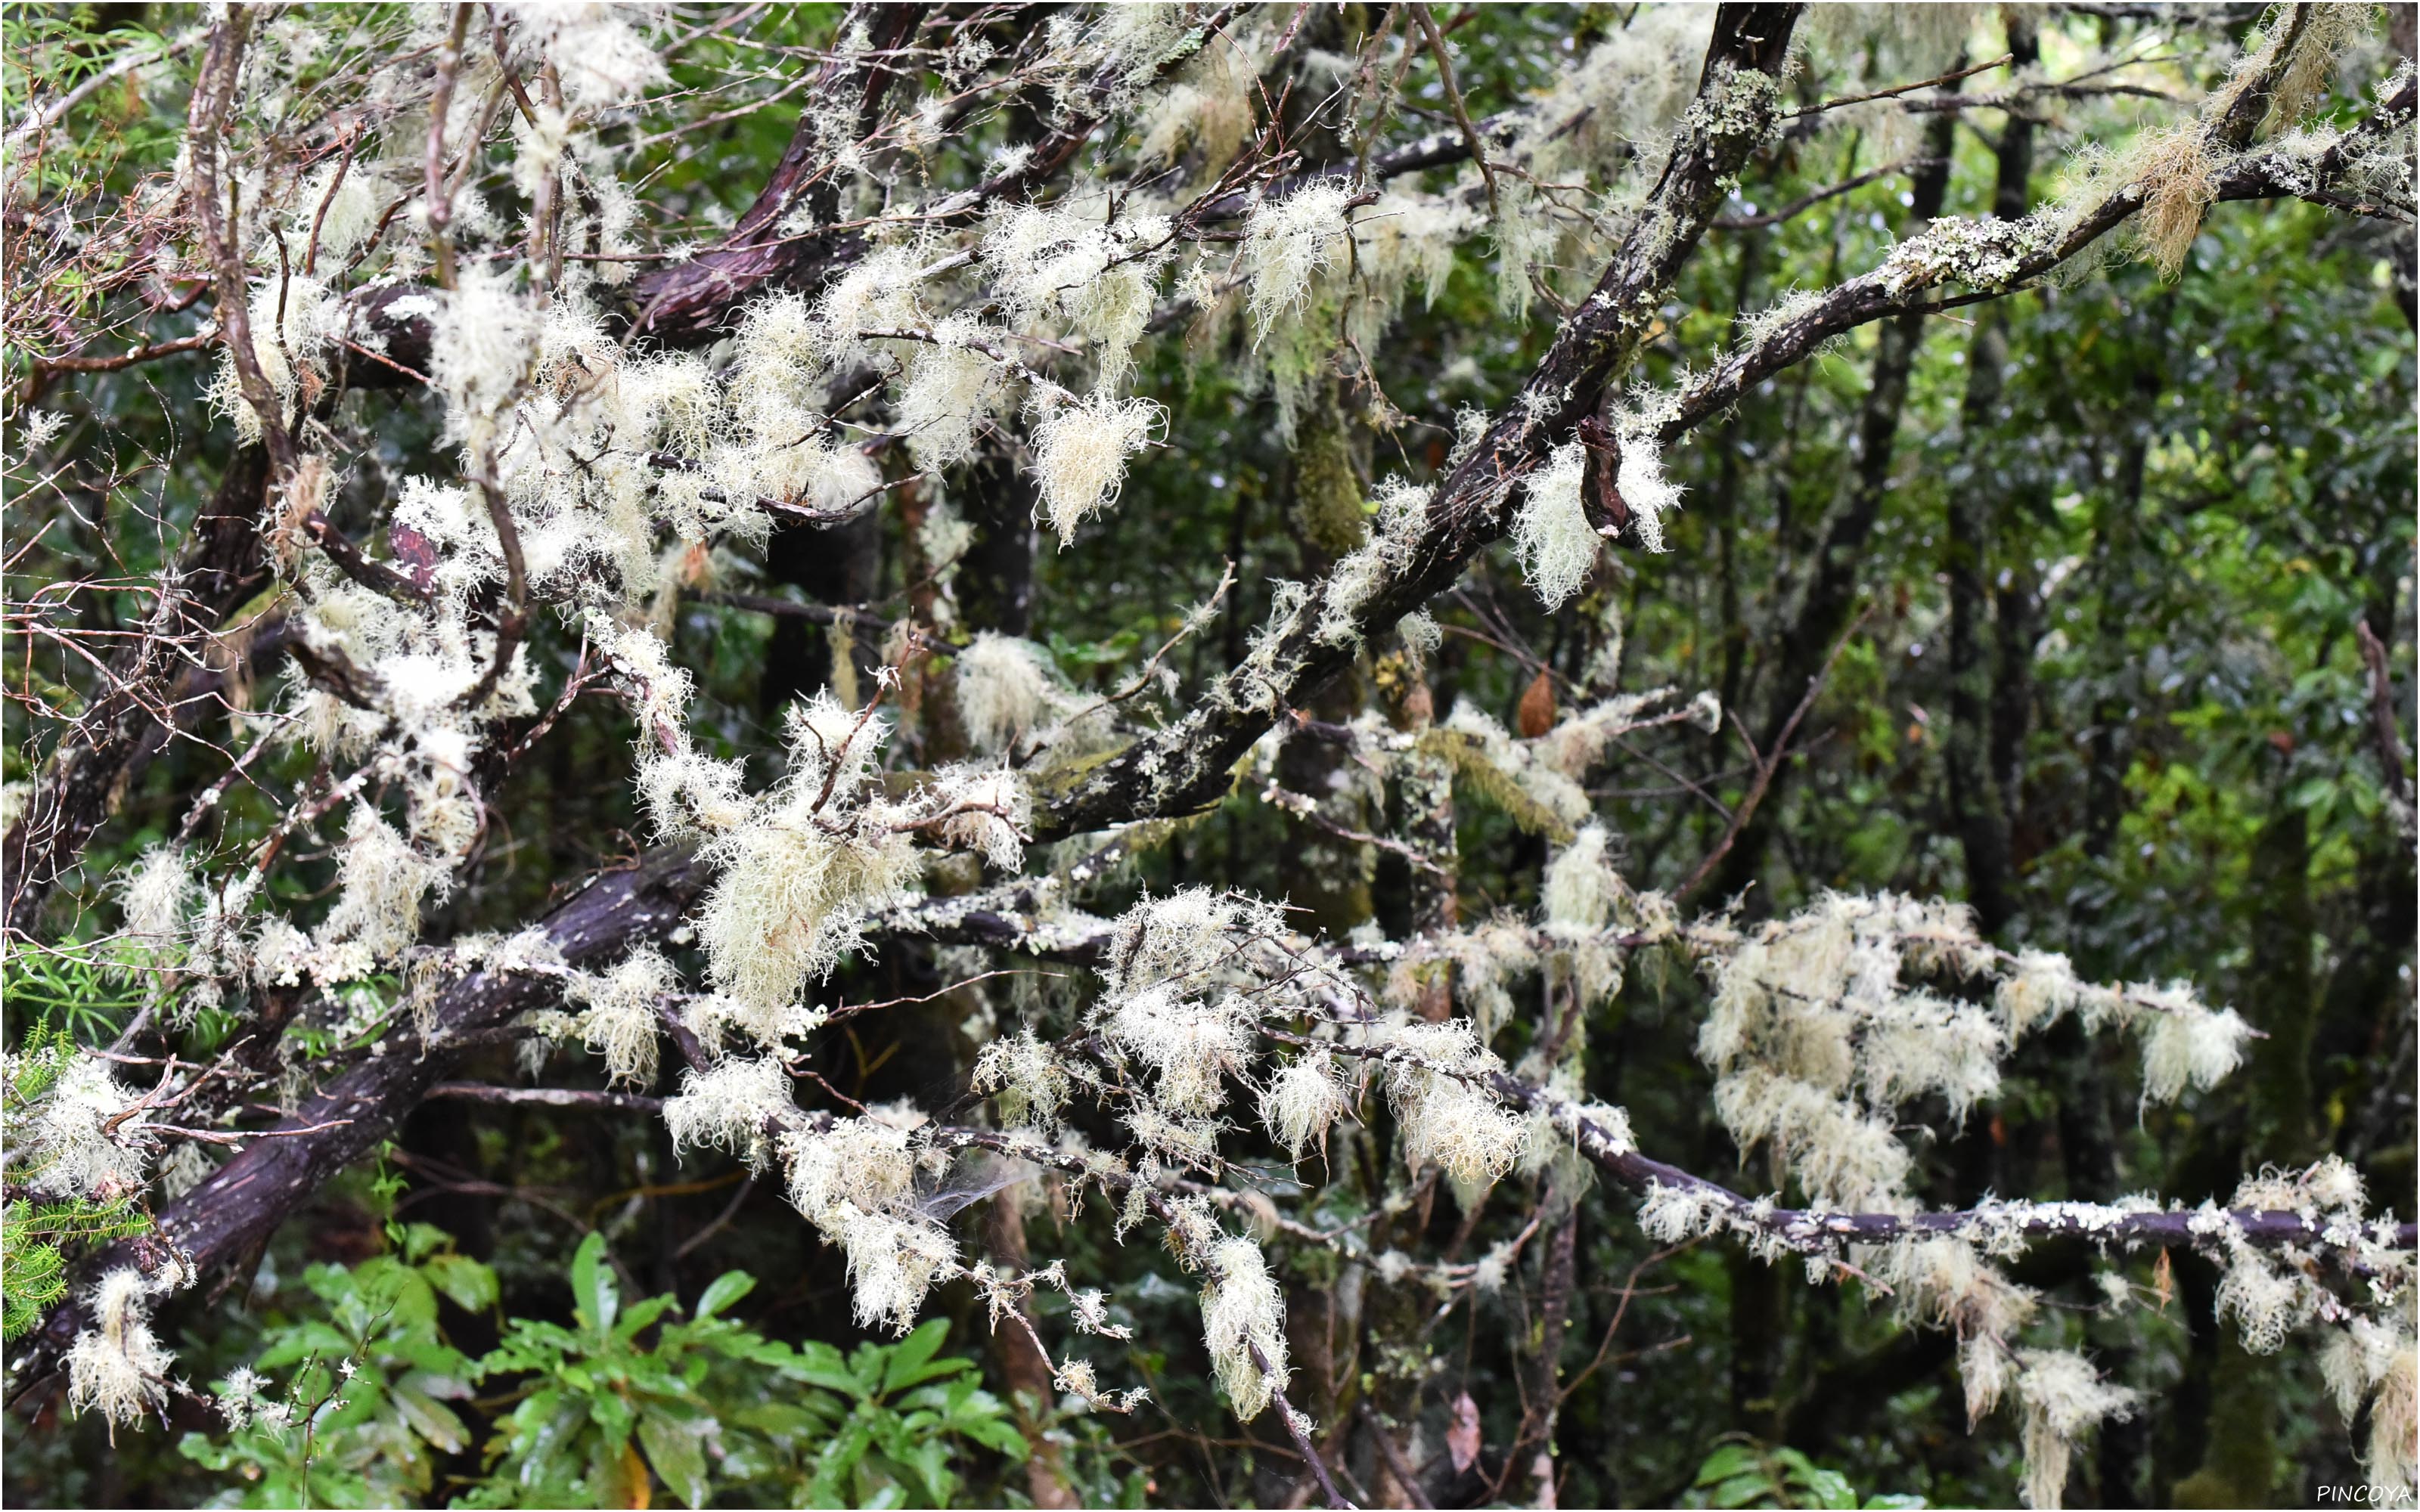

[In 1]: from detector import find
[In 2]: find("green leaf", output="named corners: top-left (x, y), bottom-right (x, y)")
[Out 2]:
top-left (399, 1222), bottom-right (452, 1263)
top-left (1801, 1467), bottom-right (1858, 1510)
top-left (809, 1417), bottom-right (876, 1506)
top-left (902, 1437), bottom-right (957, 1504)
top-left (423, 1252), bottom-right (499, 1313)
top-left (693, 1270), bottom-right (753, 1320)
top-left (880, 1318), bottom-right (954, 1396)
top-left (588, 1387), bottom-right (635, 1448)
top-left (957, 1414), bottom-right (1031, 1459)
top-left (613, 1294), bottom-right (677, 1341)
top-left (1694, 1445), bottom-right (1762, 1487)
top-left (390, 1383), bottom-right (470, 1455)
top-left (734, 1401), bottom-right (836, 1436)
top-left (570, 1232), bottom-right (618, 1336)
top-left (1862, 1497), bottom-right (1929, 1510)
top-left (788, 1360), bottom-right (871, 1399)
top-left (638, 1408), bottom-right (712, 1510)
top-left (1710, 1473), bottom-right (1778, 1508)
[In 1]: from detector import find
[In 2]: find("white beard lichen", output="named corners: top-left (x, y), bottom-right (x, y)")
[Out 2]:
top-left (66, 1268), bottom-right (174, 1439)
top-left (1260, 1048), bottom-right (1350, 1163)
top-left (954, 634), bottom-right (1069, 758)
top-left (563, 945), bottom-right (676, 1087)
top-left (1510, 439), bottom-right (1596, 609)
top-left (1199, 1235), bottom-right (1289, 1422)
top-left (1028, 389), bottom-right (1165, 545)
top-left (26, 1054), bottom-right (151, 1199)
top-left (694, 694), bottom-right (923, 1043)
top-left (2012, 1349), bottom-right (2138, 1510)
top-left (1242, 182), bottom-right (1353, 344)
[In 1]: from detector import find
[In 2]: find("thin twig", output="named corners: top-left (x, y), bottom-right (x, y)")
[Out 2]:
top-left (1714, 157), bottom-right (1944, 231)
top-left (1410, 3), bottom-right (1496, 217)
top-left (1251, 1340), bottom-right (1355, 1509)
top-left (7, 30), bottom-right (195, 154)
top-left (455, 466), bottom-right (529, 711)
top-left (187, 10), bottom-right (294, 479)
top-left (673, 1175), bottom-right (757, 1261)
top-left (29, 333), bottom-right (216, 377)
top-left (1674, 607), bottom-right (1871, 900)
top-left (426, 1082), bottom-right (664, 1114)
top-left (1785, 52), bottom-right (2014, 119)
top-left (302, 512), bottom-right (431, 603)
top-left (1354, 1399), bottom-right (1436, 1510)
top-left (424, 5), bottom-right (473, 289)
top-left (2355, 620), bottom-right (2411, 805)
top-left (152, 1117), bottom-right (354, 1146)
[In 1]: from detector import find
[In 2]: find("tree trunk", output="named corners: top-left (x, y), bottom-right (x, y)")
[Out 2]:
top-left (2174, 771), bottom-right (2318, 1507)
top-left (1943, 18), bottom-right (2038, 940)
top-left (1714, 113), bottom-right (1958, 903)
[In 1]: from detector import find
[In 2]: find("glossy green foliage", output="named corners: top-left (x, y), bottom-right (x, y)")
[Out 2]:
top-left (175, 1224), bottom-right (495, 1508)
top-left (1685, 1439), bottom-right (1928, 1510)
top-left (467, 1233), bottom-right (1024, 1509)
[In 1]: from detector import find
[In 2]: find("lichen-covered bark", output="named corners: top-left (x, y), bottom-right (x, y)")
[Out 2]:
top-left (1039, 4), bottom-right (1806, 842)
top-left (8, 845), bottom-right (712, 1396)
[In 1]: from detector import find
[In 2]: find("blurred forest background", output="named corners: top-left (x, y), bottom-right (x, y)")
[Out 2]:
top-left (2, 2), bottom-right (2413, 1507)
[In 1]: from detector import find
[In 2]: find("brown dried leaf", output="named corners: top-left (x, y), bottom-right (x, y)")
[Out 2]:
top-left (1517, 668), bottom-right (1556, 739)
top-left (1448, 1390), bottom-right (1483, 1473)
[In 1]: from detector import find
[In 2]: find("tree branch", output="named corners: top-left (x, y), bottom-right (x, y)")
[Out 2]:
top-left (1038, 4), bottom-right (1807, 843)
top-left (186, 9), bottom-right (296, 479)
top-left (1655, 71), bottom-right (2416, 457)
top-left (4, 447), bottom-right (275, 935)
top-left (1494, 1075), bottom-right (2420, 1258)
top-left (8, 845), bottom-right (712, 1397)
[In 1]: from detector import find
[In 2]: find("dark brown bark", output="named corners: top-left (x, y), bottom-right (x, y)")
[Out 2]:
top-left (8, 845), bottom-right (713, 1398)
top-left (1726, 1221), bottom-right (1789, 1438)
top-left (955, 444), bottom-right (1040, 639)
top-left (1517, 1208), bottom-right (1580, 1507)
top-left (760, 500), bottom-right (883, 716)
top-left (2173, 771), bottom-right (2318, 1508)
top-left (1942, 17), bottom-right (2038, 940)
top-left (615, 5), bottom-right (928, 347)
top-left (2245, 792), bottom-right (2321, 1167)
top-left (1710, 229), bottom-right (1767, 731)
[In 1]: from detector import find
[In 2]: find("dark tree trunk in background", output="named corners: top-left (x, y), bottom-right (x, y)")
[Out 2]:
top-left (760, 507), bottom-right (883, 715)
top-left (2325, 599), bottom-right (2418, 1191)
top-left (954, 444), bottom-right (1039, 639)
top-left (2174, 770), bottom-right (2319, 1507)
top-left (985, 1193), bottom-right (1078, 1509)
top-left (1715, 113), bottom-right (1958, 906)
top-left (1944, 16), bottom-right (2038, 941)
